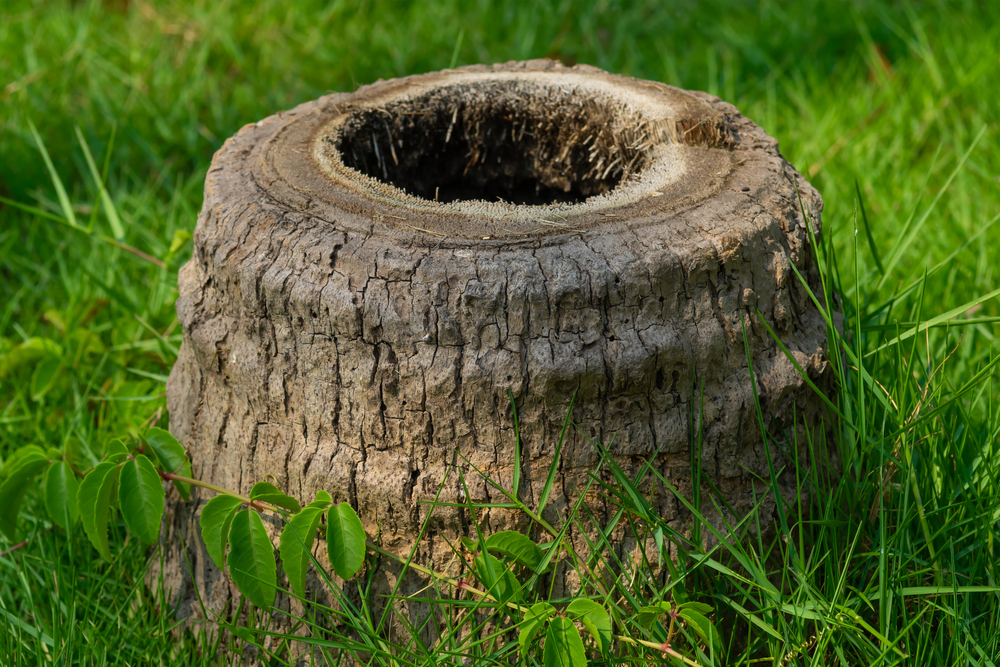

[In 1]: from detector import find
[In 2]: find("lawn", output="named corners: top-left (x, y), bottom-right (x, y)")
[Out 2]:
top-left (1, 0), bottom-right (998, 665)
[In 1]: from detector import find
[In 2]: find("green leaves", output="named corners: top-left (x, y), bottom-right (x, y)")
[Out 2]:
top-left (0, 445), bottom-right (49, 540)
top-left (474, 552), bottom-right (522, 604)
top-left (104, 439), bottom-right (128, 463)
top-left (200, 494), bottom-right (243, 570)
top-left (326, 502), bottom-right (366, 580)
top-left (484, 530), bottom-right (544, 571)
top-left (227, 508), bottom-right (277, 610)
top-left (636, 600), bottom-right (673, 629)
top-left (76, 442), bottom-right (169, 558)
top-left (117, 454), bottom-right (165, 544)
top-left (200, 490), bottom-right (364, 607)
top-left (144, 427), bottom-right (192, 501)
top-left (633, 601), bottom-right (721, 654)
top-left (30, 356), bottom-right (62, 401)
top-left (566, 599), bottom-right (611, 656)
top-left (543, 615), bottom-right (587, 667)
top-left (520, 599), bottom-right (610, 664)
top-left (279, 490), bottom-right (332, 597)
top-left (43, 460), bottom-right (80, 531)
top-left (519, 602), bottom-right (555, 657)
top-left (679, 605), bottom-right (721, 652)
top-left (78, 461), bottom-right (121, 560)
top-left (0, 436), bottom-right (170, 559)
top-left (250, 481), bottom-right (301, 514)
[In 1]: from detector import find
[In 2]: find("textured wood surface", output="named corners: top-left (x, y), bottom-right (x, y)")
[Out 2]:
top-left (160, 59), bottom-right (832, 633)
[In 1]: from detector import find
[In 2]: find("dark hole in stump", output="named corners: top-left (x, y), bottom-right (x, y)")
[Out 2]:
top-left (336, 81), bottom-right (658, 205)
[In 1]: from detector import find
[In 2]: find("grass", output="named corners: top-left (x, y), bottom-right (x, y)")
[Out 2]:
top-left (1, 0), bottom-right (998, 664)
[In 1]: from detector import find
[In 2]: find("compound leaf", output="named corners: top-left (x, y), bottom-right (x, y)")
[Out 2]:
top-left (118, 454), bottom-right (165, 544)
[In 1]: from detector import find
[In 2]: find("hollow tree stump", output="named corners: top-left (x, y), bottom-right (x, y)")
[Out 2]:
top-left (162, 59), bottom-right (831, 626)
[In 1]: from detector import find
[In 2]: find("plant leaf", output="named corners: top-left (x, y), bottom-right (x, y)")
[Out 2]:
top-left (0, 447), bottom-right (49, 540)
top-left (473, 552), bottom-right (522, 605)
top-left (0, 337), bottom-right (62, 379)
top-left (636, 601), bottom-right (673, 629)
top-left (43, 460), bottom-right (80, 530)
top-left (543, 615), bottom-right (587, 667)
top-left (679, 608), bottom-right (721, 652)
top-left (118, 454), bottom-right (165, 544)
top-left (199, 494), bottom-right (243, 570)
top-left (681, 602), bottom-right (713, 615)
top-left (250, 481), bottom-right (301, 514)
top-left (326, 502), bottom-right (366, 580)
top-left (0, 445), bottom-right (47, 481)
top-left (519, 602), bottom-right (556, 657)
top-left (30, 356), bottom-right (61, 401)
top-left (77, 461), bottom-right (121, 560)
top-left (279, 492), bottom-right (332, 597)
top-left (567, 598), bottom-right (611, 655)
top-left (484, 530), bottom-right (544, 571)
top-left (227, 508), bottom-right (277, 610)
top-left (144, 427), bottom-right (192, 501)
top-left (104, 439), bottom-right (128, 463)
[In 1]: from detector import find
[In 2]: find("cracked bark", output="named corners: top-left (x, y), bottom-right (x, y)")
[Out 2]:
top-left (159, 59), bottom-right (834, 646)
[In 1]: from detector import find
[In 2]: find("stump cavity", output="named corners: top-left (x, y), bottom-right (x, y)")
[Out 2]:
top-left (335, 81), bottom-right (658, 205)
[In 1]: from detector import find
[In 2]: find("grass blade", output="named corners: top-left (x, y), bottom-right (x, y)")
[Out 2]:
top-left (75, 126), bottom-right (125, 240)
top-left (27, 119), bottom-right (78, 229)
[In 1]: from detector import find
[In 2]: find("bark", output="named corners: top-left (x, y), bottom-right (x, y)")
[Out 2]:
top-left (160, 59), bottom-right (833, 643)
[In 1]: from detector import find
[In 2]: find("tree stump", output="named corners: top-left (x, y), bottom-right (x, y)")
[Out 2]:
top-left (162, 59), bottom-right (831, 627)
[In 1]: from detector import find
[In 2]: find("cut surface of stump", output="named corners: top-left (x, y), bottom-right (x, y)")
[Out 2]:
top-left (162, 59), bottom-right (832, 627)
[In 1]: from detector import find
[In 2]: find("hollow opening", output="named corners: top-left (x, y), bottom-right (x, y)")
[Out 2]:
top-left (335, 82), bottom-right (662, 206)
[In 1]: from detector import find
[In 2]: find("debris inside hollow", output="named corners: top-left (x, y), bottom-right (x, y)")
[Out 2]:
top-left (335, 81), bottom-right (670, 205)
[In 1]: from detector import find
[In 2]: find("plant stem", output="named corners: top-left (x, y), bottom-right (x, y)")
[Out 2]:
top-left (161, 463), bottom-right (693, 664)
top-left (366, 542), bottom-right (526, 612)
top-left (510, 498), bottom-right (610, 598)
top-left (160, 473), bottom-right (279, 513)
top-left (0, 540), bottom-right (29, 558)
top-left (613, 635), bottom-right (703, 666)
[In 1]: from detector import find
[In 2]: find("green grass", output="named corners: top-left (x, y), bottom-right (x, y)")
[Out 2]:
top-left (1, 0), bottom-right (998, 664)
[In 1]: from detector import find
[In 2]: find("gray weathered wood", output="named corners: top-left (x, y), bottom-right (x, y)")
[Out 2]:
top-left (160, 59), bottom-right (832, 632)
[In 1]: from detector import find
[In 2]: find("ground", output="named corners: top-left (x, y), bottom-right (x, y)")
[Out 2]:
top-left (0, 1), bottom-right (998, 665)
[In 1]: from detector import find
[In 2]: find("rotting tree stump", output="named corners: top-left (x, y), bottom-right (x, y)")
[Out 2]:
top-left (161, 59), bottom-right (833, 630)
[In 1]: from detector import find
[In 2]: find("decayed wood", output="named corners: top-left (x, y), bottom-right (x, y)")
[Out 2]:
top-left (160, 59), bottom-right (832, 634)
